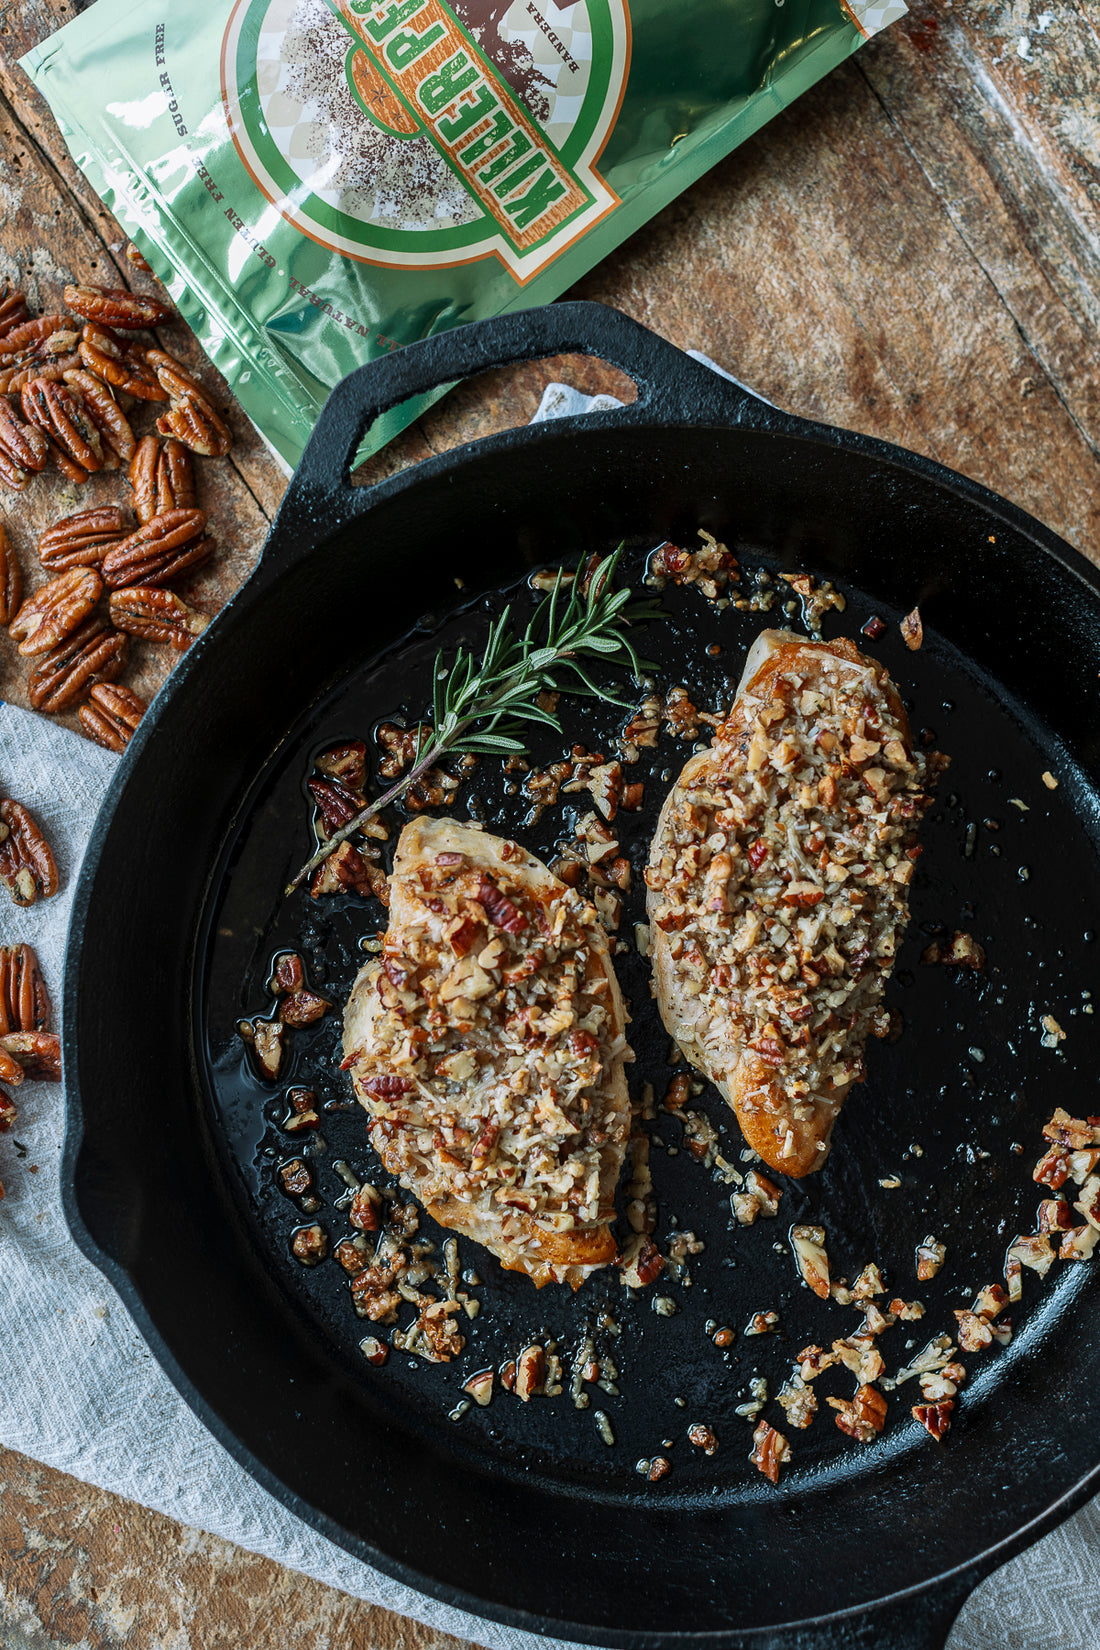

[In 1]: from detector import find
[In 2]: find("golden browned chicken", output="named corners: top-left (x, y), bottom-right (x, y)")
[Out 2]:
top-left (647, 629), bottom-right (944, 1177)
top-left (342, 817), bottom-right (631, 1286)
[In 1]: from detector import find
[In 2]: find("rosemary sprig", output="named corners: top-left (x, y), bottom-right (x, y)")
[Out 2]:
top-left (285, 550), bottom-right (661, 895)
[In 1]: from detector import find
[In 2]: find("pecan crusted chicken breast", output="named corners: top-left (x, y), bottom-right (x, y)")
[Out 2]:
top-left (342, 818), bottom-right (632, 1287)
top-left (646, 629), bottom-right (946, 1177)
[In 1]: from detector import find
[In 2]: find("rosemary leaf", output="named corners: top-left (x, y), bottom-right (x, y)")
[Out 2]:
top-left (285, 549), bottom-right (660, 895)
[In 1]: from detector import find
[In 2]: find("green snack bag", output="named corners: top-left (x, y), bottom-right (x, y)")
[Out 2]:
top-left (23, 0), bottom-right (906, 470)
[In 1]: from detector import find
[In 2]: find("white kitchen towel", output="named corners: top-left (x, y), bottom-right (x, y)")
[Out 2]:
top-left (1, 381), bottom-right (1098, 1650)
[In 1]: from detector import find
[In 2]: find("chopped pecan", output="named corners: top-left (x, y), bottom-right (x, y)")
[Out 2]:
top-left (922, 931), bottom-right (985, 969)
top-left (310, 840), bottom-right (389, 902)
top-left (376, 721), bottom-right (430, 779)
top-left (28, 617), bottom-right (128, 713)
top-left (349, 1182), bottom-right (383, 1232)
top-left (394, 1297), bottom-right (464, 1362)
top-left (62, 368), bottom-right (136, 465)
top-left (278, 1158), bottom-right (313, 1198)
top-left (0, 944), bottom-right (51, 1034)
top-left (475, 875), bottom-right (526, 934)
top-left (251, 1019), bottom-right (284, 1080)
top-left (281, 989), bottom-right (331, 1028)
top-left (125, 243), bottom-right (153, 273)
top-left (64, 282), bottom-right (175, 330)
top-left (157, 391), bottom-right (232, 457)
top-left (514, 1344), bottom-right (546, 1401)
top-left (291, 1223), bottom-right (329, 1266)
top-left (688, 1423), bottom-right (719, 1455)
top-left (78, 683), bottom-right (147, 752)
top-left (0, 521), bottom-right (22, 626)
top-left (79, 324), bottom-right (166, 401)
top-left (100, 509), bottom-right (212, 588)
top-left (315, 741), bottom-right (367, 791)
top-left (10, 567), bottom-right (103, 656)
top-left (0, 394), bottom-right (49, 473)
top-left (281, 1085), bottom-right (319, 1133)
top-left (0, 285), bottom-right (29, 339)
top-left (350, 1253), bottom-right (407, 1323)
top-left (308, 774), bottom-right (364, 835)
top-left (749, 1420), bottom-right (790, 1484)
top-left (39, 506), bottom-right (130, 571)
top-left (828, 1384), bottom-right (888, 1442)
top-left (912, 1399), bottom-right (954, 1441)
top-left (0, 1031), bottom-right (62, 1081)
top-left (108, 585), bottom-right (209, 650)
top-left (0, 799), bottom-right (60, 905)
top-left (21, 378), bottom-right (104, 473)
top-left (790, 1224), bottom-right (831, 1299)
top-left (270, 953), bottom-right (305, 994)
top-left (901, 607), bottom-right (923, 650)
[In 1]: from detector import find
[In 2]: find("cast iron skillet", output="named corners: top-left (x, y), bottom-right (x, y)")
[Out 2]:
top-left (65, 302), bottom-right (1100, 1649)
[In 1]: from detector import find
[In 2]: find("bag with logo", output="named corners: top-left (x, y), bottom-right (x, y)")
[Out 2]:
top-left (24, 0), bottom-right (907, 470)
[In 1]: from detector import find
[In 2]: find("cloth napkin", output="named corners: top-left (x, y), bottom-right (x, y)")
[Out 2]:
top-left (1, 380), bottom-right (1098, 1650)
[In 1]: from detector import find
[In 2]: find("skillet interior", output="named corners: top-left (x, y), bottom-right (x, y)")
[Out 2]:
top-left (66, 336), bottom-right (1100, 1644)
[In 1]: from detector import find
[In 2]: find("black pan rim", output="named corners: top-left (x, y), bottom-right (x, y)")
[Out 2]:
top-left (61, 302), bottom-right (1100, 1645)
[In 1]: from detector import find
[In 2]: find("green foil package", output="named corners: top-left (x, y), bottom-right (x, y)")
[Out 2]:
top-left (24, 0), bottom-right (906, 470)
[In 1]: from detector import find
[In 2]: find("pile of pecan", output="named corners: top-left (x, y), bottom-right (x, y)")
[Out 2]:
top-left (0, 267), bottom-right (234, 751)
top-left (0, 942), bottom-right (60, 1199)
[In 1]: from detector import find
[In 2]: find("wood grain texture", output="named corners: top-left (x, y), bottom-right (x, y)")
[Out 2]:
top-left (0, 1446), bottom-right (481, 1650)
top-left (2, 0), bottom-right (1100, 1644)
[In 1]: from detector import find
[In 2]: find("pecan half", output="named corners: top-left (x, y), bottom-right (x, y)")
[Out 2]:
top-left (45, 435), bottom-right (89, 486)
top-left (21, 378), bottom-right (104, 473)
top-left (62, 368), bottom-right (136, 465)
top-left (0, 315), bottom-right (71, 359)
top-left (0, 1031), bottom-right (61, 1081)
top-left (0, 521), bottom-right (22, 625)
top-left (0, 944), bottom-right (51, 1034)
top-left (128, 436), bottom-right (196, 524)
top-left (64, 282), bottom-right (175, 330)
top-left (1, 355), bottom-right (83, 397)
top-left (0, 1053), bottom-right (21, 1091)
top-left (79, 325), bottom-right (166, 401)
top-left (0, 799), bottom-right (59, 905)
top-left (125, 243), bottom-right (152, 273)
top-left (39, 506), bottom-right (130, 571)
top-left (0, 394), bottom-right (49, 472)
top-left (146, 348), bottom-right (213, 408)
top-left (10, 566), bottom-right (103, 656)
top-left (156, 392), bottom-right (232, 457)
top-left (78, 682), bottom-right (147, 752)
top-left (101, 510), bottom-right (212, 588)
top-left (28, 617), bottom-right (128, 713)
top-left (0, 285), bottom-right (29, 339)
top-left (108, 585), bottom-right (208, 650)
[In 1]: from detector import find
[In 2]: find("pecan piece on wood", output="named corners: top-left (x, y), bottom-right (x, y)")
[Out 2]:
top-left (0, 799), bottom-right (60, 905)
top-left (21, 378), bottom-right (104, 473)
top-left (129, 436), bottom-right (197, 523)
top-left (101, 509), bottom-right (212, 589)
top-left (0, 944), bottom-right (51, 1034)
top-left (125, 243), bottom-right (152, 273)
top-left (78, 325), bottom-right (166, 401)
top-left (108, 584), bottom-right (208, 650)
top-left (44, 435), bottom-right (89, 486)
top-left (146, 348), bottom-right (214, 409)
top-left (9, 567), bottom-right (103, 656)
top-left (39, 506), bottom-right (130, 571)
top-left (0, 285), bottom-right (29, 340)
top-left (0, 1031), bottom-right (61, 1081)
top-left (0, 521), bottom-right (22, 626)
top-left (0, 394), bottom-right (49, 472)
top-left (64, 283), bottom-right (175, 330)
top-left (78, 683), bottom-right (147, 752)
top-left (156, 392), bottom-right (232, 457)
top-left (28, 617), bottom-right (128, 713)
top-left (62, 368), bottom-right (136, 465)
top-left (0, 445), bottom-right (29, 490)
top-left (0, 315), bottom-right (71, 359)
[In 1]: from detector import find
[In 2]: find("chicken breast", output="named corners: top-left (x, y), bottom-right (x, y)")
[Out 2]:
top-left (342, 817), bottom-right (632, 1287)
top-left (646, 629), bottom-right (945, 1177)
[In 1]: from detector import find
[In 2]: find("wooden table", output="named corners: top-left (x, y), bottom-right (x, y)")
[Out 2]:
top-left (2, 0), bottom-right (1099, 1642)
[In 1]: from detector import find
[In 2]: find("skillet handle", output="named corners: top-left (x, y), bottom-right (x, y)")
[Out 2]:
top-left (271, 301), bottom-right (769, 542)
